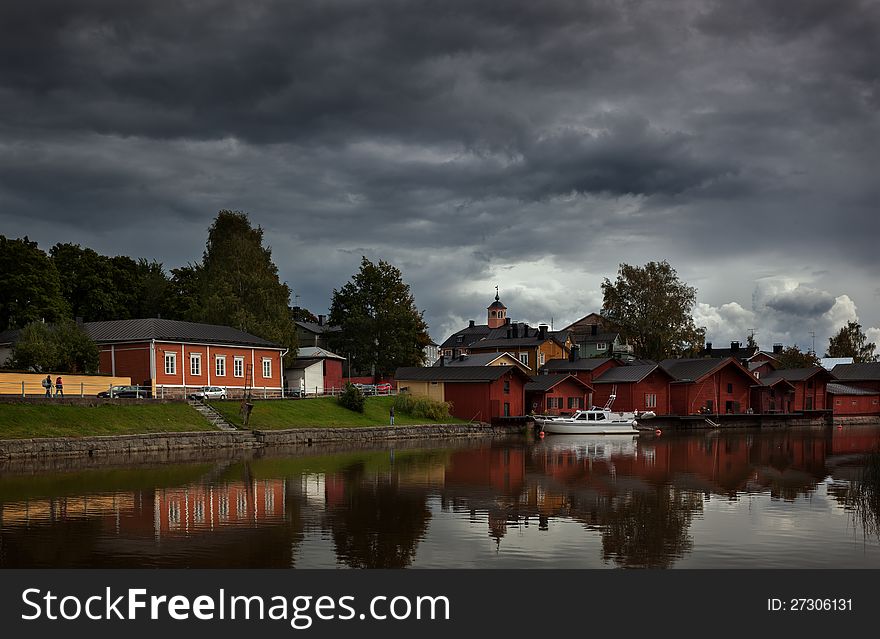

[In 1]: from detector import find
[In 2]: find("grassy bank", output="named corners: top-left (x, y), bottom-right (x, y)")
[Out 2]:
top-left (210, 396), bottom-right (467, 429)
top-left (0, 403), bottom-right (215, 439)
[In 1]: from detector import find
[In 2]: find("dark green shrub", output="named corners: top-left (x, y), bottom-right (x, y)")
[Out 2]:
top-left (338, 382), bottom-right (365, 413)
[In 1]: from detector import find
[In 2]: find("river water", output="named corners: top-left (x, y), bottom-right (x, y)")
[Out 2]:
top-left (2, 424), bottom-right (880, 568)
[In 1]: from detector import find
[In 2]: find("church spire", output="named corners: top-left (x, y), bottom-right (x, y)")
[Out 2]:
top-left (487, 286), bottom-right (507, 328)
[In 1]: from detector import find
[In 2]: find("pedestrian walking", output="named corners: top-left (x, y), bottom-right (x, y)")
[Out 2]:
top-left (55, 376), bottom-right (64, 398)
top-left (390, 406), bottom-right (395, 426)
top-left (42, 374), bottom-right (52, 398)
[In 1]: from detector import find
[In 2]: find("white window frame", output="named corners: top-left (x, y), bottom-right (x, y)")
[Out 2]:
top-left (519, 352), bottom-right (529, 366)
top-left (645, 393), bottom-right (657, 409)
top-left (595, 342), bottom-right (607, 351)
top-left (539, 352), bottom-right (545, 366)
top-left (233, 356), bottom-right (244, 378)
top-left (216, 355), bottom-right (226, 377)
top-left (262, 357), bottom-right (272, 379)
top-left (190, 353), bottom-right (201, 377)
top-left (164, 352), bottom-right (176, 375)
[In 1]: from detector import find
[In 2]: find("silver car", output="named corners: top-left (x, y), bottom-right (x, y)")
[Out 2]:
top-left (189, 386), bottom-right (227, 400)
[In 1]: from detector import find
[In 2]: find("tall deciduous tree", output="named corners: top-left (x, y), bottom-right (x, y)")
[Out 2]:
top-left (774, 345), bottom-right (820, 369)
top-left (826, 321), bottom-right (877, 363)
top-left (601, 261), bottom-right (705, 361)
top-left (328, 257), bottom-right (429, 377)
top-left (0, 235), bottom-right (68, 331)
top-left (9, 319), bottom-right (99, 373)
top-left (184, 211), bottom-right (296, 349)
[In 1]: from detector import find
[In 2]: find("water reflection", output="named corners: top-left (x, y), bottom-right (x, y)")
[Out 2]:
top-left (2, 426), bottom-right (880, 568)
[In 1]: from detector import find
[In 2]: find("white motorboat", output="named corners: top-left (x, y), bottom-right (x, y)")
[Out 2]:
top-left (535, 394), bottom-right (653, 435)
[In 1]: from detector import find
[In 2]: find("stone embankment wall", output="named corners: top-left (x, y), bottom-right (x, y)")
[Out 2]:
top-left (0, 423), bottom-right (521, 459)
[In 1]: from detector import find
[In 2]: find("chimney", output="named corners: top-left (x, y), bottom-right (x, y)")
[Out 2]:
top-left (591, 324), bottom-right (598, 336)
top-left (539, 324), bottom-right (548, 340)
top-left (706, 342), bottom-right (713, 355)
top-left (439, 355), bottom-right (445, 367)
top-left (773, 343), bottom-right (783, 354)
top-left (318, 315), bottom-right (325, 326)
top-left (731, 341), bottom-right (740, 353)
top-left (469, 319), bottom-right (475, 328)
top-left (505, 317), bottom-right (511, 325)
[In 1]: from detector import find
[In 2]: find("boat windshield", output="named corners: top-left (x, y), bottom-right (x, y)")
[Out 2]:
top-left (596, 413), bottom-right (606, 420)
top-left (587, 413), bottom-right (596, 421)
top-left (576, 413), bottom-right (587, 420)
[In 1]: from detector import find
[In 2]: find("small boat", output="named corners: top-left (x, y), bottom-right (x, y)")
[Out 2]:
top-left (535, 394), bottom-right (652, 435)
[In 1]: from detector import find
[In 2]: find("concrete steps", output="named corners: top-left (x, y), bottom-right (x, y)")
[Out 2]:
top-left (188, 400), bottom-right (237, 431)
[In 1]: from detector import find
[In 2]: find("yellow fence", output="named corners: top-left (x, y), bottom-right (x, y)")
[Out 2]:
top-left (0, 372), bottom-right (132, 398)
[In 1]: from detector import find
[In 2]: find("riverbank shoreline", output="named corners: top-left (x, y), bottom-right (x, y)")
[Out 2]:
top-left (0, 422), bottom-right (522, 460)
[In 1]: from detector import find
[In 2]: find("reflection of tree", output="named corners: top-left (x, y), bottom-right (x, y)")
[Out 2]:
top-left (599, 487), bottom-right (703, 568)
top-left (845, 452), bottom-right (880, 540)
top-left (327, 465), bottom-right (431, 568)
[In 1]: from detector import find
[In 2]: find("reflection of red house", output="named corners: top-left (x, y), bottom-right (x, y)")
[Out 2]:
top-left (761, 367), bottom-right (832, 412)
top-left (154, 480), bottom-right (287, 537)
top-left (661, 358), bottom-right (755, 415)
top-left (525, 374), bottom-right (592, 415)
top-left (751, 377), bottom-right (796, 414)
top-left (445, 447), bottom-right (526, 494)
top-left (592, 363), bottom-right (674, 414)
top-left (827, 383), bottom-right (880, 416)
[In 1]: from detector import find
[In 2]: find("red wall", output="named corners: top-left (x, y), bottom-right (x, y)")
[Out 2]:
top-left (830, 393), bottom-right (880, 416)
top-left (670, 364), bottom-right (753, 415)
top-left (98, 343), bottom-right (152, 387)
top-left (592, 370), bottom-right (671, 414)
top-left (444, 372), bottom-right (526, 422)
top-left (527, 377), bottom-right (589, 415)
top-left (153, 342), bottom-right (283, 389)
top-left (324, 359), bottom-right (344, 393)
top-left (791, 378), bottom-right (828, 411)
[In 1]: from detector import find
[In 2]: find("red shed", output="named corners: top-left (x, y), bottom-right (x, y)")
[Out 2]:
top-left (661, 357), bottom-right (755, 415)
top-left (394, 365), bottom-right (530, 422)
top-left (525, 374), bottom-right (593, 415)
top-left (750, 377), bottom-right (797, 414)
top-left (760, 366), bottom-right (833, 412)
top-left (592, 363), bottom-right (675, 415)
top-left (827, 382), bottom-right (880, 416)
top-left (539, 356), bottom-right (620, 386)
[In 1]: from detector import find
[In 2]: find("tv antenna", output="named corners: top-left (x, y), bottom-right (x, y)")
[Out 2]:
top-left (809, 330), bottom-right (816, 354)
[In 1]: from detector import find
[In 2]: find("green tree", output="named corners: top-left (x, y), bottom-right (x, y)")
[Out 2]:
top-left (9, 319), bottom-right (98, 373)
top-left (774, 345), bottom-right (820, 369)
top-left (328, 257), bottom-right (430, 377)
top-left (746, 331), bottom-right (759, 351)
top-left (826, 321), bottom-right (877, 363)
top-left (0, 236), bottom-right (68, 331)
top-left (601, 261), bottom-right (705, 361)
top-left (183, 211), bottom-right (296, 349)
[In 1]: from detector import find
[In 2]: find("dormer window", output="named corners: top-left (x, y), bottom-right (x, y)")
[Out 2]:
top-left (456, 335), bottom-right (464, 343)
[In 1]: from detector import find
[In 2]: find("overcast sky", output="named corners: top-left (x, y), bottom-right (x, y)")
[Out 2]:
top-left (2, 0), bottom-right (878, 350)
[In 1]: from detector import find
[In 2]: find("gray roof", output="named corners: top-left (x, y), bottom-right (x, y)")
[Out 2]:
top-left (594, 363), bottom-right (666, 384)
top-left (296, 346), bottom-right (345, 360)
top-left (83, 318), bottom-right (281, 348)
top-left (439, 324), bottom-right (492, 349)
top-left (433, 352), bottom-right (511, 367)
top-left (660, 358), bottom-right (729, 381)
top-left (541, 357), bottom-right (615, 373)
top-left (827, 382), bottom-right (879, 396)
top-left (285, 358), bottom-right (323, 370)
top-left (831, 362), bottom-right (880, 381)
top-left (699, 345), bottom-right (759, 359)
top-left (525, 374), bottom-right (591, 393)
top-left (295, 320), bottom-right (341, 334)
top-left (761, 366), bottom-right (832, 384)
top-left (395, 365), bottom-right (523, 383)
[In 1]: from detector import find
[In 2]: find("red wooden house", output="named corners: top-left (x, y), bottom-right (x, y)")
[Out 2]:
top-left (759, 366), bottom-right (833, 412)
top-left (592, 363), bottom-right (675, 415)
top-left (660, 357), bottom-right (755, 415)
top-left (827, 382), bottom-right (880, 416)
top-left (394, 365), bottom-right (531, 422)
top-left (85, 318), bottom-right (286, 398)
top-left (525, 374), bottom-right (592, 415)
top-left (750, 377), bottom-right (796, 414)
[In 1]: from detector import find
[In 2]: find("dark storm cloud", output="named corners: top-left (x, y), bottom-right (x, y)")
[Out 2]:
top-left (1, 0), bottom-right (878, 342)
top-left (763, 286), bottom-right (836, 318)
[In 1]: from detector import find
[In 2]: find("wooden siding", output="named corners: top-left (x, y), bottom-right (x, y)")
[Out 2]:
top-left (0, 371), bottom-right (132, 397)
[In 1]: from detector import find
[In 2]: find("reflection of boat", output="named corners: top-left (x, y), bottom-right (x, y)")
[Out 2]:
top-left (537, 434), bottom-right (639, 459)
top-left (535, 394), bottom-right (646, 434)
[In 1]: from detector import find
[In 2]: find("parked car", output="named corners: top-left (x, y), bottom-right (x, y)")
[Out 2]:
top-left (375, 382), bottom-right (392, 394)
top-left (188, 386), bottom-right (227, 400)
top-left (354, 383), bottom-right (376, 395)
top-left (97, 385), bottom-right (150, 398)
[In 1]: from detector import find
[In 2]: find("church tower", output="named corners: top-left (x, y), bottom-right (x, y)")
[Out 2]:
top-left (487, 287), bottom-right (507, 328)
